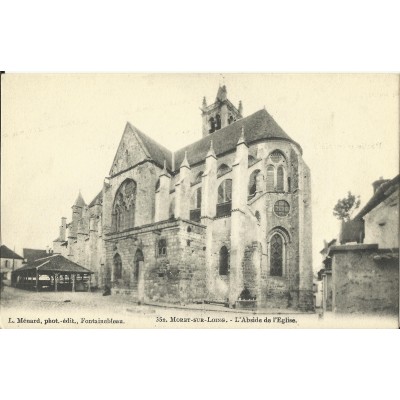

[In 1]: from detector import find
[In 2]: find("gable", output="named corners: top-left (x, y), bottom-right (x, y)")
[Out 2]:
top-left (109, 123), bottom-right (152, 176)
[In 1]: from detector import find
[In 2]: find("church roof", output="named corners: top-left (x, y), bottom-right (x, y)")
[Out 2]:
top-left (127, 123), bottom-right (173, 170)
top-left (118, 108), bottom-right (300, 174)
top-left (174, 108), bottom-right (301, 169)
top-left (0, 245), bottom-right (24, 260)
top-left (88, 189), bottom-right (103, 207)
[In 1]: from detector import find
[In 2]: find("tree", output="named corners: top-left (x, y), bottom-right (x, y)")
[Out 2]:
top-left (333, 191), bottom-right (361, 222)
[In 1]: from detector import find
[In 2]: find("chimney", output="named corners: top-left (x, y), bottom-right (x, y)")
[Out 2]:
top-left (60, 217), bottom-right (67, 241)
top-left (372, 177), bottom-right (390, 194)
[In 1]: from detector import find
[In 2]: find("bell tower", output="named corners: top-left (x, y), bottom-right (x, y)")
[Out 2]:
top-left (201, 85), bottom-right (243, 137)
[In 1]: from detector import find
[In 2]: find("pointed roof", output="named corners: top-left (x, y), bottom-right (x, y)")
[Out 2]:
top-left (88, 189), bottom-right (103, 207)
top-left (110, 122), bottom-right (173, 176)
top-left (0, 245), bottom-right (24, 260)
top-left (13, 254), bottom-right (93, 274)
top-left (180, 151), bottom-right (190, 169)
top-left (174, 108), bottom-right (301, 168)
top-left (74, 192), bottom-right (86, 207)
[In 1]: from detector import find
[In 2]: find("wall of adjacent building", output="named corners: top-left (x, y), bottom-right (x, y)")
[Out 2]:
top-left (331, 246), bottom-right (399, 314)
top-left (363, 189), bottom-right (399, 248)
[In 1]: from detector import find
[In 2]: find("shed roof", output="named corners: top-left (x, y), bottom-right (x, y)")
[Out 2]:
top-left (14, 254), bottom-right (93, 274)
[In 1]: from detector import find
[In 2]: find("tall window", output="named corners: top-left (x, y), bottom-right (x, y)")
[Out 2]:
top-left (219, 246), bottom-right (229, 275)
top-left (209, 117), bottom-right (216, 133)
top-left (169, 198), bottom-right (175, 219)
top-left (113, 253), bottom-right (122, 281)
top-left (190, 188), bottom-right (202, 222)
top-left (266, 150), bottom-right (287, 192)
top-left (248, 169), bottom-right (261, 197)
top-left (158, 239), bottom-right (167, 256)
top-left (266, 166), bottom-right (275, 192)
top-left (217, 179), bottom-right (232, 217)
top-left (112, 179), bottom-right (137, 232)
top-left (215, 114), bottom-right (221, 130)
top-left (270, 234), bottom-right (283, 276)
top-left (277, 166), bottom-right (284, 192)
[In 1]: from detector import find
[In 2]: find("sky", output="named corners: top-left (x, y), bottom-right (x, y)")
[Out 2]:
top-left (1, 73), bottom-right (399, 270)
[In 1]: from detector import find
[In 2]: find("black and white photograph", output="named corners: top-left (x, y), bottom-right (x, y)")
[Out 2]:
top-left (1, 73), bottom-right (398, 328)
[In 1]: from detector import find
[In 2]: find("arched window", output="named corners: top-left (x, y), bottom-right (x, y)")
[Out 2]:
top-left (113, 253), bottom-right (122, 281)
top-left (266, 150), bottom-right (287, 192)
top-left (277, 166), bottom-right (284, 192)
top-left (248, 169), bottom-right (261, 198)
top-left (266, 166), bottom-right (275, 192)
top-left (217, 163), bottom-right (231, 178)
top-left (255, 211), bottom-right (261, 222)
top-left (112, 179), bottom-right (136, 232)
top-left (270, 234), bottom-right (283, 276)
top-left (209, 117), bottom-right (216, 133)
top-left (190, 188), bottom-right (202, 222)
top-left (215, 114), bottom-right (221, 130)
top-left (191, 187), bottom-right (202, 209)
top-left (217, 179), bottom-right (232, 217)
top-left (219, 246), bottom-right (229, 275)
top-left (193, 171), bottom-right (203, 184)
top-left (228, 115), bottom-right (234, 125)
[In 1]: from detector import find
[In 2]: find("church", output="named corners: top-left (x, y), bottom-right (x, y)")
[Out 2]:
top-left (53, 85), bottom-right (313, 310)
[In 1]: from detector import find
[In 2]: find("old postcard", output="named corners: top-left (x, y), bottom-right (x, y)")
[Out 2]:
top-left (1, 73), bottom-right (398, 328)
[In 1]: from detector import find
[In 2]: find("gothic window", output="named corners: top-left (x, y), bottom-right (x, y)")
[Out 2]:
top-left (248, 169), bottom-right (261, 198)
top-left (277, 166), bottom-right (284, 192)
top-left (266, 165), bottom-right (275, 192)
top-left (274, 200), bottom-right (290, 217)
top-left (255, 211), bottom-right (261, 222)
top-left (288, 177), bottom-right (291, 192)
top-left (193, 171), bottom-right (203, 184)
top-left (217, 164), bottom-right (231, 178)
top-left (209, 117), bottom-right (216, 133)
top-left (270, 234), bottom-right (283, 276)
top-left (266, 150), bottom-right (287, 192)
top-left (217, 179), bottom-right (232, 217)
top-left (113, 253), bottom-right (122, 281)
top-left (158, 239), bottom-right (167, 257)
top-left (228, 115), bottom-right (234, 125)
top-left (112, 179), bottom-right (136, 232)
top-left (218, 179), bottom-right (232, 204)
top-left (169, 198), bottom-right (175, 219)
top-left (215, 114), bottom-right (221, 130)
top-left (190, 188), bottom-right (202, 222)
top-left (191, 187), bottom-right (202, 209)
top-left (219, 246), bottom-right (229, 275)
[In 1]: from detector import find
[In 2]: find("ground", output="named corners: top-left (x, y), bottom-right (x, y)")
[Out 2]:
top-left (1, 286), bottom-right (397, 328)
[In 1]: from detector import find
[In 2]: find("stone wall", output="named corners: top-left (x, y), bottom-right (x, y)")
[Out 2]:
top-left (331, 245), bottom-right (399, 314)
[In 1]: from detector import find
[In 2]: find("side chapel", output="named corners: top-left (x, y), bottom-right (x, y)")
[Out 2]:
top-left (53, 85), bottom-right (313, 310)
